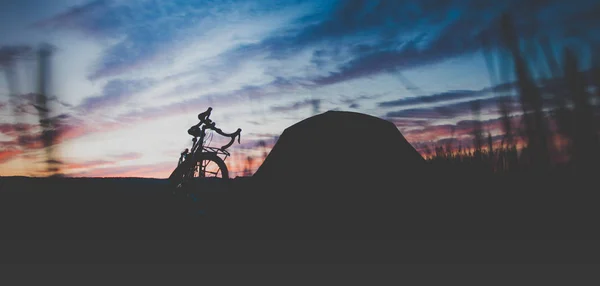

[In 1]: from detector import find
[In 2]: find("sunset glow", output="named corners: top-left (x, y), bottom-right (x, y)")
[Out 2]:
top-left (1, 0), bottom-right (597, 178)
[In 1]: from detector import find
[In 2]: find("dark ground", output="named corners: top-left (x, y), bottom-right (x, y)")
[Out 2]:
top-left (0, 172), bottom-right (598, 240)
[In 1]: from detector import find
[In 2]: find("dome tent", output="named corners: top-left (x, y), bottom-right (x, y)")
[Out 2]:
top-left (215, 111), bottom-right (429, 235)
top-left (253, 110), bottom-right (426, 187)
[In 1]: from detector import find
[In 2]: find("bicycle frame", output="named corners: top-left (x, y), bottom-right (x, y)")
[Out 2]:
top-left (169, 107), bottom-right (242, 189)
top-left (186, 128), bottom-right (230, 163)
top-left (177, 108), bottom-right (240, 169)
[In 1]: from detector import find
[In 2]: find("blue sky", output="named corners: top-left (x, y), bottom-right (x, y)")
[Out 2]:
top-left (0, 0), bottom-right (598, 177)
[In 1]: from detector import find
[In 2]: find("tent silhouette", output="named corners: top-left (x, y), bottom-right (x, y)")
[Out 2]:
top-left (253, 110), bottom-right (426, 186)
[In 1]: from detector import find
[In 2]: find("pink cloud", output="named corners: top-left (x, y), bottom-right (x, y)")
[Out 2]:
top-left (63, 159), bottom-right (114, 170)
top-left (0, 148), bottom-right (22, 164)
top-left (111, 152), bottom-right (143, 161)
top-left (71, 162), bottom-right (176, 178)
top-left (53, 118), bottom-right (124, 145)
top-left (0, 123), bottom-right (36, 135)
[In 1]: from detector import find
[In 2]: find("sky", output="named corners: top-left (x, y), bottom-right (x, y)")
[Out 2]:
top-left (0, 0), bottom-right (598, 178)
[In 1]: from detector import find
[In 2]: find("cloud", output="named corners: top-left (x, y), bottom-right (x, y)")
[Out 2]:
top-left (380, 68), bottom-right (594, 125)
top-left (0, 122), bottom-right (45, 151)
top-left (0, 148), bottom-right (22, 164)
top-left (379, 90), bottom-right (479, 108)
top-left (111, 152), bottom-right (142, 161)
top-left (15, 133), bottom-right (43, 149)
top-left (9, 0), bottom-right (596, 178)
top-left (385, 118), bottom-right (431, 128)
top-left (115, 95), bottom-right (211, 122)
top-left (0, 123), bottom-right (35, 135)
top-left (71, 161), bottom-right (175, 178)
top-left (241, 0), bottom-right (460, 59)
top-left (1, 93), bottom-right (66, 117)
top-left (34, 0), bottom-right (201, 79)
top-left (33, 0), bottom-right (597, 85)
top-left (404, 124), bottom-right (458, 142)
top-left (338, 93), bottom-right (384, 108)
top-left (52, 122), bottom-right (89, 144)
top-left (403, 116), bottom-right (522, 146)
top-left (271, 99), bottom-right (320, 113)
top-left (233, 0), bottom-right (597, 89)
top-left (309, 14), bottom-right (492, 87)
top-left (78, 78), bottom-right (156, 112)
top-left (63, 159), bottom-right (114, 170)
top-left (385, 95), bottom-right (519, 119)
top-left (34, 0), bottom-right (308, 80)
top-left (0, 45), bottom-right (34, 65)
top-left (32, 0), bottom-right (109, 31)
top-left (386, 108), bottom-right (453, 120)
top-left (116, 76), bottom-right (301, 123)
top-left (39, 84), bottom-right (257, 147)
top-left (33, 0), bottom-right (172, 79)
top-left (0, 112), bottom-right (141, 168)
top-left (377, 80), bottom-right (518, 112)
top-left (231, 0), bottom-right (504, 86)
top-left (12, 115), bottom-right (126, 154)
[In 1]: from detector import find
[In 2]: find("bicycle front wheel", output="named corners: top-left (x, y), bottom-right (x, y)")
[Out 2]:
top-left (192, 153), bottom-right (229, 179)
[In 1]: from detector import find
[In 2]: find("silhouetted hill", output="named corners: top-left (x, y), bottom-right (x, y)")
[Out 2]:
top-left (3, 172), bottom-right (594, 240)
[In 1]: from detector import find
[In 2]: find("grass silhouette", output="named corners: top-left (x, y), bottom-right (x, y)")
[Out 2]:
top-left (426, 12), bottom-right (600, 179)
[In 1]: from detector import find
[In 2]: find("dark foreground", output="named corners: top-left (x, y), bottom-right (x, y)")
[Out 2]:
top-left (0, 172), bottom-right (598, 240)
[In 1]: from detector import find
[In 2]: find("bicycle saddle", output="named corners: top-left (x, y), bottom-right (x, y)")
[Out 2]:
top-left (188, 125), bottom-right (201, 137)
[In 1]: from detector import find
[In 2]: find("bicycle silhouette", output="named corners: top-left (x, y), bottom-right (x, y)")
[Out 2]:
top-left (168, 107), bottom-right (241, 189)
